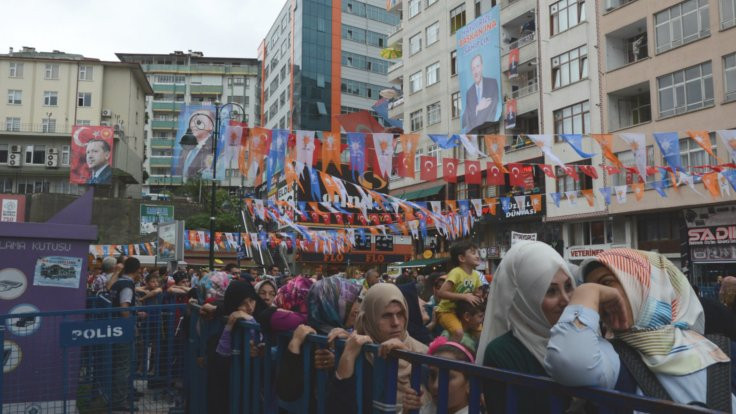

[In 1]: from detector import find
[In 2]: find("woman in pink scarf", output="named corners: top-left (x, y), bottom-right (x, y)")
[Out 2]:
top-left (259, 275), bottom-right (314, 333)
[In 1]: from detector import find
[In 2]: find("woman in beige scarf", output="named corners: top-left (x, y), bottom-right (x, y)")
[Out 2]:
top-left (328, 283), bottom-right (427, 413)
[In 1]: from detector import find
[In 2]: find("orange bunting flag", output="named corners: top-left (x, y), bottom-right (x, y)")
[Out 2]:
top-left (446, 200), bottom-right (457, 213)
top-left (484, 134), bottom-right (509, 173)
top-left (592, 134), bottom-right (624, 168)
top-left (530, 194), bottom-right (542, 212)
top-left (399, 134), bottom-right (420, 178)
top-left (702, 172), bottom-right (721, 198)
top-left (687, 131), bottom-right (719, 162)
top-left (398, 223), bottom-right (409, 236)
top-left (321, 131), bottom-right (342, 172)
top-left (485, 198), bottom-right (497, 215)
top-left (632, 182), bottom-right (645, 201)
top-left (581, 189), bottom-right (595, 207)
top-left (321, 172), bottom-right (344, 202)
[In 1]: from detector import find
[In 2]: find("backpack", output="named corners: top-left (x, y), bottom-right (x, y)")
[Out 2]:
top-left (613, 334), bottom-right (732, 413)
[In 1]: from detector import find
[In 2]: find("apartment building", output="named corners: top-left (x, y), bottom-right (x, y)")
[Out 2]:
top-left (116, 51), bottom-right (260, 193)
top-left (0, 47), bottom-right (151, 197)
top-left (386, 0), bottom-right (553, 269)
top-left (259, 0), bottom-right (398, 132)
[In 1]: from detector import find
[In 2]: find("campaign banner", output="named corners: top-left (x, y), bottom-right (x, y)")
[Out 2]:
top-left (140, 204), bottom-right (175, 235)
top-left (457, 6), bottom-right (502, 133)
top-left (510, 231), bottom-right (537, 245)
top-left (508, 48), bottom-right (519, 79)
top-left (157, 221), bottom-right (184, 262)
top-left (505, 98), bottom-right (517, 129)
top-left (70, 125), bottom-right (114, 185)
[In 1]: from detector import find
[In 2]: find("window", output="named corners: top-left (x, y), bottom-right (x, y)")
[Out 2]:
top-left (725, 53), bottom-right (736, 102)
top-left (226, 96), bottom-right (244, 104)
top-left (410, 33), bottom-right (423, 55)
top-left (409, 71), bottom-right (423, 93)
top-left (723, 0), bottom-right (736, 29)
top-left (280, 91), bottom-right (286, 106)
top-left (409, 0), bottom-right (421, 18)
top-left (25, 145), bottom-right (46, 164)
top-left (657, 61), bottom-right (714, 118)
top-left (426, 22), bottom-right (439, 46)
top-left (556, 161), bottom-right (593, 192)
top-left (475, 0), bottom-right (482, 17)
top-left (410, 109), bottom-right (423, 131)
top-left (552, 45), bottom-right (588, 89)
top-left (450, 4), bottom-right (466, 34)
top-left (451, 92), bottom-right (462, 118)
top-left (7, 90), bottom-right (21, 105)
top-left (426, 62), bottom-right (440, 86)
top-left (550, 0), bottom-right (586, 35)
top-left (612, 147), bottom-right (655, 186)
top-left (79, 65), bottom-right (93, 81)
top-left (569, 221), bottom-right (612, 245)
top-left (427, 102), bottom-right (441, 125)
top-left (450, 50), bottom-right (458, 76)
top-left (61, 145), bottom-right (70, 166)
top-left (553, 101), bottom-right (590, 136)
top-left (655, 0), bottom-right (710, 54)
top-left (456, 182), bottom-right (468, 200)
top-left (614, 92), bottom-right (651, 129)
top-left (427, 0), bottom-right (438, 6)
top-left (626, 33), bottom-right (648, 64)
top-left (340, 79), bottom-right (383, 98)
top-left (9, 62), bottom-right (23, 78)
top-left (680, 134), bottom-right (717, 167)
top-left (153, 74), bottom-right (186, 84)
top-left (77, 92), bottom-right (92, 107)
top-left (76, 120), bottom-right (91, 126)
top-left (5, 117), bottom-right (20, 132)
top-left (414, 147), bottom-right (425, 173)
top-left (43, 91), bottom-right (58, 106)
top-left (637, 213), bottom-right (680, 252)
top-left (42, 118), bottom-right (56, 133)
top-left (44, 64), bottom-right (59, 80)
top-left (342, 51), bottom-right (389, 74)
top-left (0, 145), bottom-right (7, 164)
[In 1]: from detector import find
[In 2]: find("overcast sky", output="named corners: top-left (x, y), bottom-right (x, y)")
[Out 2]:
top-left (2, 0), bottom-right (285, 61)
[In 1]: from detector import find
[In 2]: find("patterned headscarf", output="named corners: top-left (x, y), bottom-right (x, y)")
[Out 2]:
top-left (584, 249), bottom-right (729, 376)
top-left (307, 276), bottom-right (362, 334)
top-left (197, 271), bottom-right (231, 302)
top-left (273, 275), bottom-right (313, 315)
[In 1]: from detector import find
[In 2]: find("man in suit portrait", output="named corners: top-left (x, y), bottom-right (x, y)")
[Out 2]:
top-left (175, 109), bottom-right (215, 178)
top-left (462, 54), bottom-right (499, 132)
top-left (86, 139), bottom-right (112, 185)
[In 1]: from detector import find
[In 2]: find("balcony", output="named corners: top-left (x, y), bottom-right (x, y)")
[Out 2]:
top-left (149, 156), bottom-right (173, 167)
top-left (190, 85), bottom-right (223, 95)
top-left (388, 25), bottom-right (403, 45)
top-left (606, 82), bottom-right (651, 131)
top-left (503, 32), bottom-right (535, 55)
top-left (141, 64), bottom-right (258, 76)
top-left (151, 120), bottom-right (177, 129)
top-left (147, 176), bottom-right (184, 185)
top-left (516, 87), bottom-right (539, 115)
top-left (152, 101), bottom-right (184, 112)
top-left (605, 18), bottom-right (648, 72)
top-left (501, 0), bottom-right (535, 24)
top-left (151, 138), bottom-right (175, 148)
top-left (2, 123), bottom-right (75, 135)
top-left (152, 84), bottom-right (186, 93)
top-left (511, 81), bottom-right (538, 99)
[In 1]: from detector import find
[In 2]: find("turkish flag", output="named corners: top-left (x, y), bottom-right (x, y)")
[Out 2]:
top-left (578, 165), bottom-right (599, 179)
top-left (466, 160), bottom-right (482, 184)
top-left (486, 162), bottom-right (505, 185)
top-left (321, 213), bottom-right (331, 224)
top-left (539, 164), bottom-right (556, 178)
top-left (564, 165), bottom-right (580, 181)
top-left (346, 214), bottom-right (355, 225)
top-left (334, 214), bottom-right (344, 225)
top-left (420, 155), bottom-right (437, 181)
top-left (601, 164), bottom-right (621, 175)
top-left (396, 153), bottom-right (411, 178)
top-left (646, 166), bottom-right (658, 176)
top-left (443, 158), bottom-right (458, 183)
top-left (310, 212), bottom-right (319, 222)
top-left (508, 163), bottom-right (533, 188)
top-left (369, 214), bottom-right (380, 225)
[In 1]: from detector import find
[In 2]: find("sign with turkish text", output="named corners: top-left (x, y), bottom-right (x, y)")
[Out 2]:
top-left (140, 204), bottom-right (175, 235)
top-left (0, 195), bottom-right (25, 222)
top-left (510, 231), bottom-right (536, 245)
top-left (60, 318), bottom-right (135, 347)
top-left (688, 225), bottom-right (736, 263)
top-left (504, 196), bottom-right (538, 219)
top-left (566, 244), bottom-right (611, 261)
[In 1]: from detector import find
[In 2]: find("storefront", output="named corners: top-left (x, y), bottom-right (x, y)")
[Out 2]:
top-left (560, 215), bottom-right (632, 265)
top-left (684, 205), bottom-right (736, 285)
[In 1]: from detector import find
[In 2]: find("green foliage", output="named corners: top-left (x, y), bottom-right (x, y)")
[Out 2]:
top-left (175, 177), bottom-right (243, 232)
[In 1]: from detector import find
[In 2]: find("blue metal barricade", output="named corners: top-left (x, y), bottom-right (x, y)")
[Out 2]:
top-left (0, 303), bottom-right (186, 414)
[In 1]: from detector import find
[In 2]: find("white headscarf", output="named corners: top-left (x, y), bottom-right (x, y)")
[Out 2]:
top-left (475, 241), bottom-right (575, 366)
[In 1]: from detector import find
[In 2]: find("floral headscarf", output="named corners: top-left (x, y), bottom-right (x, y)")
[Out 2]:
top-left (274, 275), bottom-right (313, 315)
top-left (307, 276), bottom-right (362, 334)
top-left (197, 271), bottom-right (231, 302)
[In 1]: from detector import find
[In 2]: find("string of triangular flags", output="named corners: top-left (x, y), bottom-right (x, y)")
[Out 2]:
top-left (229, 125), bottom-right (736, 187)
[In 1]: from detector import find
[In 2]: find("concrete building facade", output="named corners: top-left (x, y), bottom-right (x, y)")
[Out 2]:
top-left (116, 51), bottom-right (260, 193)
top-left (0, 47), bottom-right (151, 198)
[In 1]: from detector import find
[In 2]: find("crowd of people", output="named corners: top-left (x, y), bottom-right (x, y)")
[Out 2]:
top-left (84, 240), bottom-right (736, 413)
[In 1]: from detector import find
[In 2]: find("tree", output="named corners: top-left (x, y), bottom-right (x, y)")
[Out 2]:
top-left (176, 177), bottom-right (243, 232)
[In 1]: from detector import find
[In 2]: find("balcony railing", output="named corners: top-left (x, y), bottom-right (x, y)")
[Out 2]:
top-left (511, 82), bottom-right (538, 99)
top-left (2, 123), bottom-right (75, 134)
top-left (504, 32), bottom-right (535, 53)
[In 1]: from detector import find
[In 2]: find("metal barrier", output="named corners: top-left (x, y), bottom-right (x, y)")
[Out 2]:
top-left (1, 303), bottom-right (187, 414)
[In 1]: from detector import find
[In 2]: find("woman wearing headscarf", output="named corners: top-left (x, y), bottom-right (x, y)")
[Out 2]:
top-left (546, 249), bottom-right (735, 411)
top-left (327, 283), bottom-right (428, 413)
top-left (474, 241), bottom-right (575, 413)
top-left (259, 275), bottom-right (313, 333)
top-left (276, 276), bottom-right (362, 406)
top-left (255, 279), bottom-right (278, 307)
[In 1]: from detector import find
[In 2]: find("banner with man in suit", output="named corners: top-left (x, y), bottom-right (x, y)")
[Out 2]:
top-left (70, 125), bottom-right (114, 185)
top-left (457, 7), bottom-right (502, 133)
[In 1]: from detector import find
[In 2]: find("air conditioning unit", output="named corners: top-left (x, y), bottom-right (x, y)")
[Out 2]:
top-left (46, 153), bottom-right (59, 168)
top-left (47, 147), bottom-right (59, 155)
top-left (113, 124), bottom-right (123, 132)
top-left (10, 145), bottom-right (22, 154)
top-left (101, 109), bottom-right (113, 117)
top-left (8, 153), bottom-right (20, 167)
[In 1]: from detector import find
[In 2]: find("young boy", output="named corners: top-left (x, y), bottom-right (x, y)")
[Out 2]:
top-left (441, 300), bottom-right (485, 353)
top-left (435, 240), bottom-right (483, 342)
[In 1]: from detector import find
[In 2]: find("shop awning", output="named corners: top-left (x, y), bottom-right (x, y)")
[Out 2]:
top-left (400, 185), bottom-right (445, 201)
top-left (394, 257), bottom-right (448, 268)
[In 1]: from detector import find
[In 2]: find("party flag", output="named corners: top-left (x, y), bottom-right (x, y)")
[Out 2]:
top-left (652, 179), bottom-right (668, 198)
top-left (549, 192), bottom-right (561, 207)
top-left (581, 189), bottom-right (595, 207)
top-left (618, 133), bottom-right (647, 181)
top-left (614, 185), bottom-right (627, 204)
top-left (485, 198), bottom-right (497, 215)
top-left (591, 134), bottom-right (623, 168)
top-left (428, 134), bottom-right (459, 149)
top-left (466, 160), bottom-right (482, 184)
top-left (561, 134), bottom-right (595, 158)
top-left (347, 132), bottom-right (366, 179)
top-left (528, 134), bottom-right (565, 167)
top-left (599, 187), bottom-right (612, 205)
top-left (458, 134), bottom-right (486, 159)
top-left (321, 131), bottom-right (342, 172)
top-left (470, 199), bottom-right (483, 217)
top-left (687, 131), bottom-right (718, 162)
top-left (702, 172), bottom-right (721, 199)
top-left (372, 133), bottom-right (394, 178)
top-left (653, 132), bottom-right (683, 172)
top-left (309, 168), bottom-right (322, 201)
top-left (565, 191), bottom-right (578, 206)
top-left (530, 194), bottom-right (542, 212)
top-left (296, 130), bottom-right (316, 166)
top-left (721, 170), bottom-right (736, 192)
top-left (677, 172), bottom-right (703, 196)
top-left (513, 195), bottom-right (526, 211)
top-left (578, 165), bottom-right (599, 179)
top-left (446, 200), bottom-right (457, 213)
top-left (486, 162), bottom-right (505, 185)
top-left (484, 134), bottom-right (509, 173)
top-left (398, 134), bottom-right (419, 178)
top-left (500, 197), bottom-right (511, 214)
top-left (420, 155), bottom-right (438, 181)
top-left (632, 182), bottom-right (645, 201)
top-left (247, 127), bottom-right (271, 183)
top-left (443, 158), bottom-right (458, 183)
top-left (717, 129), bottom-right (736, 164)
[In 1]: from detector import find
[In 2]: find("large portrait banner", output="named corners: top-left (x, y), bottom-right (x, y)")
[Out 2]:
top-left (70, 126), bottom-right (114, 185)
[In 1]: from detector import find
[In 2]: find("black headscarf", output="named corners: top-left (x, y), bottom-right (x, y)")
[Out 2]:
top-left (222, 280), bottom-right (267, 317)
top-left (396, 281), bottom-right (432, 345)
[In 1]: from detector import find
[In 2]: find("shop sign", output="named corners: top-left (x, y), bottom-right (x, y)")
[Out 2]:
top-left (510, 231), bottom-right (536, 245)
top-left (566, 244), bottom-right (610, 260)
top-left (688, 225), bottom-right (736, 262)
top-left (504, 197), bottom-right (538, 219)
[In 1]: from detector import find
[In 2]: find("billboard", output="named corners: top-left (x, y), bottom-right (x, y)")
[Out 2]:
top-left (457, 7), bottom-right (502, 133)
top-left (157, 220), bottom-right (184, 262)
top-left (140, 204), bottom-right (175, 235)
top-left (70, 125), bottom-right (114, 185)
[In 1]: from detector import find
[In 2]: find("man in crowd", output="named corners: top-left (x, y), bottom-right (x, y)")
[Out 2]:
top-left (91, 256), bottom-right (117, 294)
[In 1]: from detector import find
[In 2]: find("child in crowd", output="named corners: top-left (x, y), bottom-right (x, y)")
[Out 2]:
top-left (137, 273), bottom-right (163, 305)
top-left (441, 300), bottom-right (484, 353)
top-left (435, 241), bottom-right (483, 342)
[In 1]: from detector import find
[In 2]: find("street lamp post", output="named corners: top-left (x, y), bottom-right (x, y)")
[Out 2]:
top-left (179, 101), bottom-right (244, 270)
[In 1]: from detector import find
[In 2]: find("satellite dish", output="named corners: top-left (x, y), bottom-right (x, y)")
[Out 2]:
top-left (379, 89), bottom-right (398, 99)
